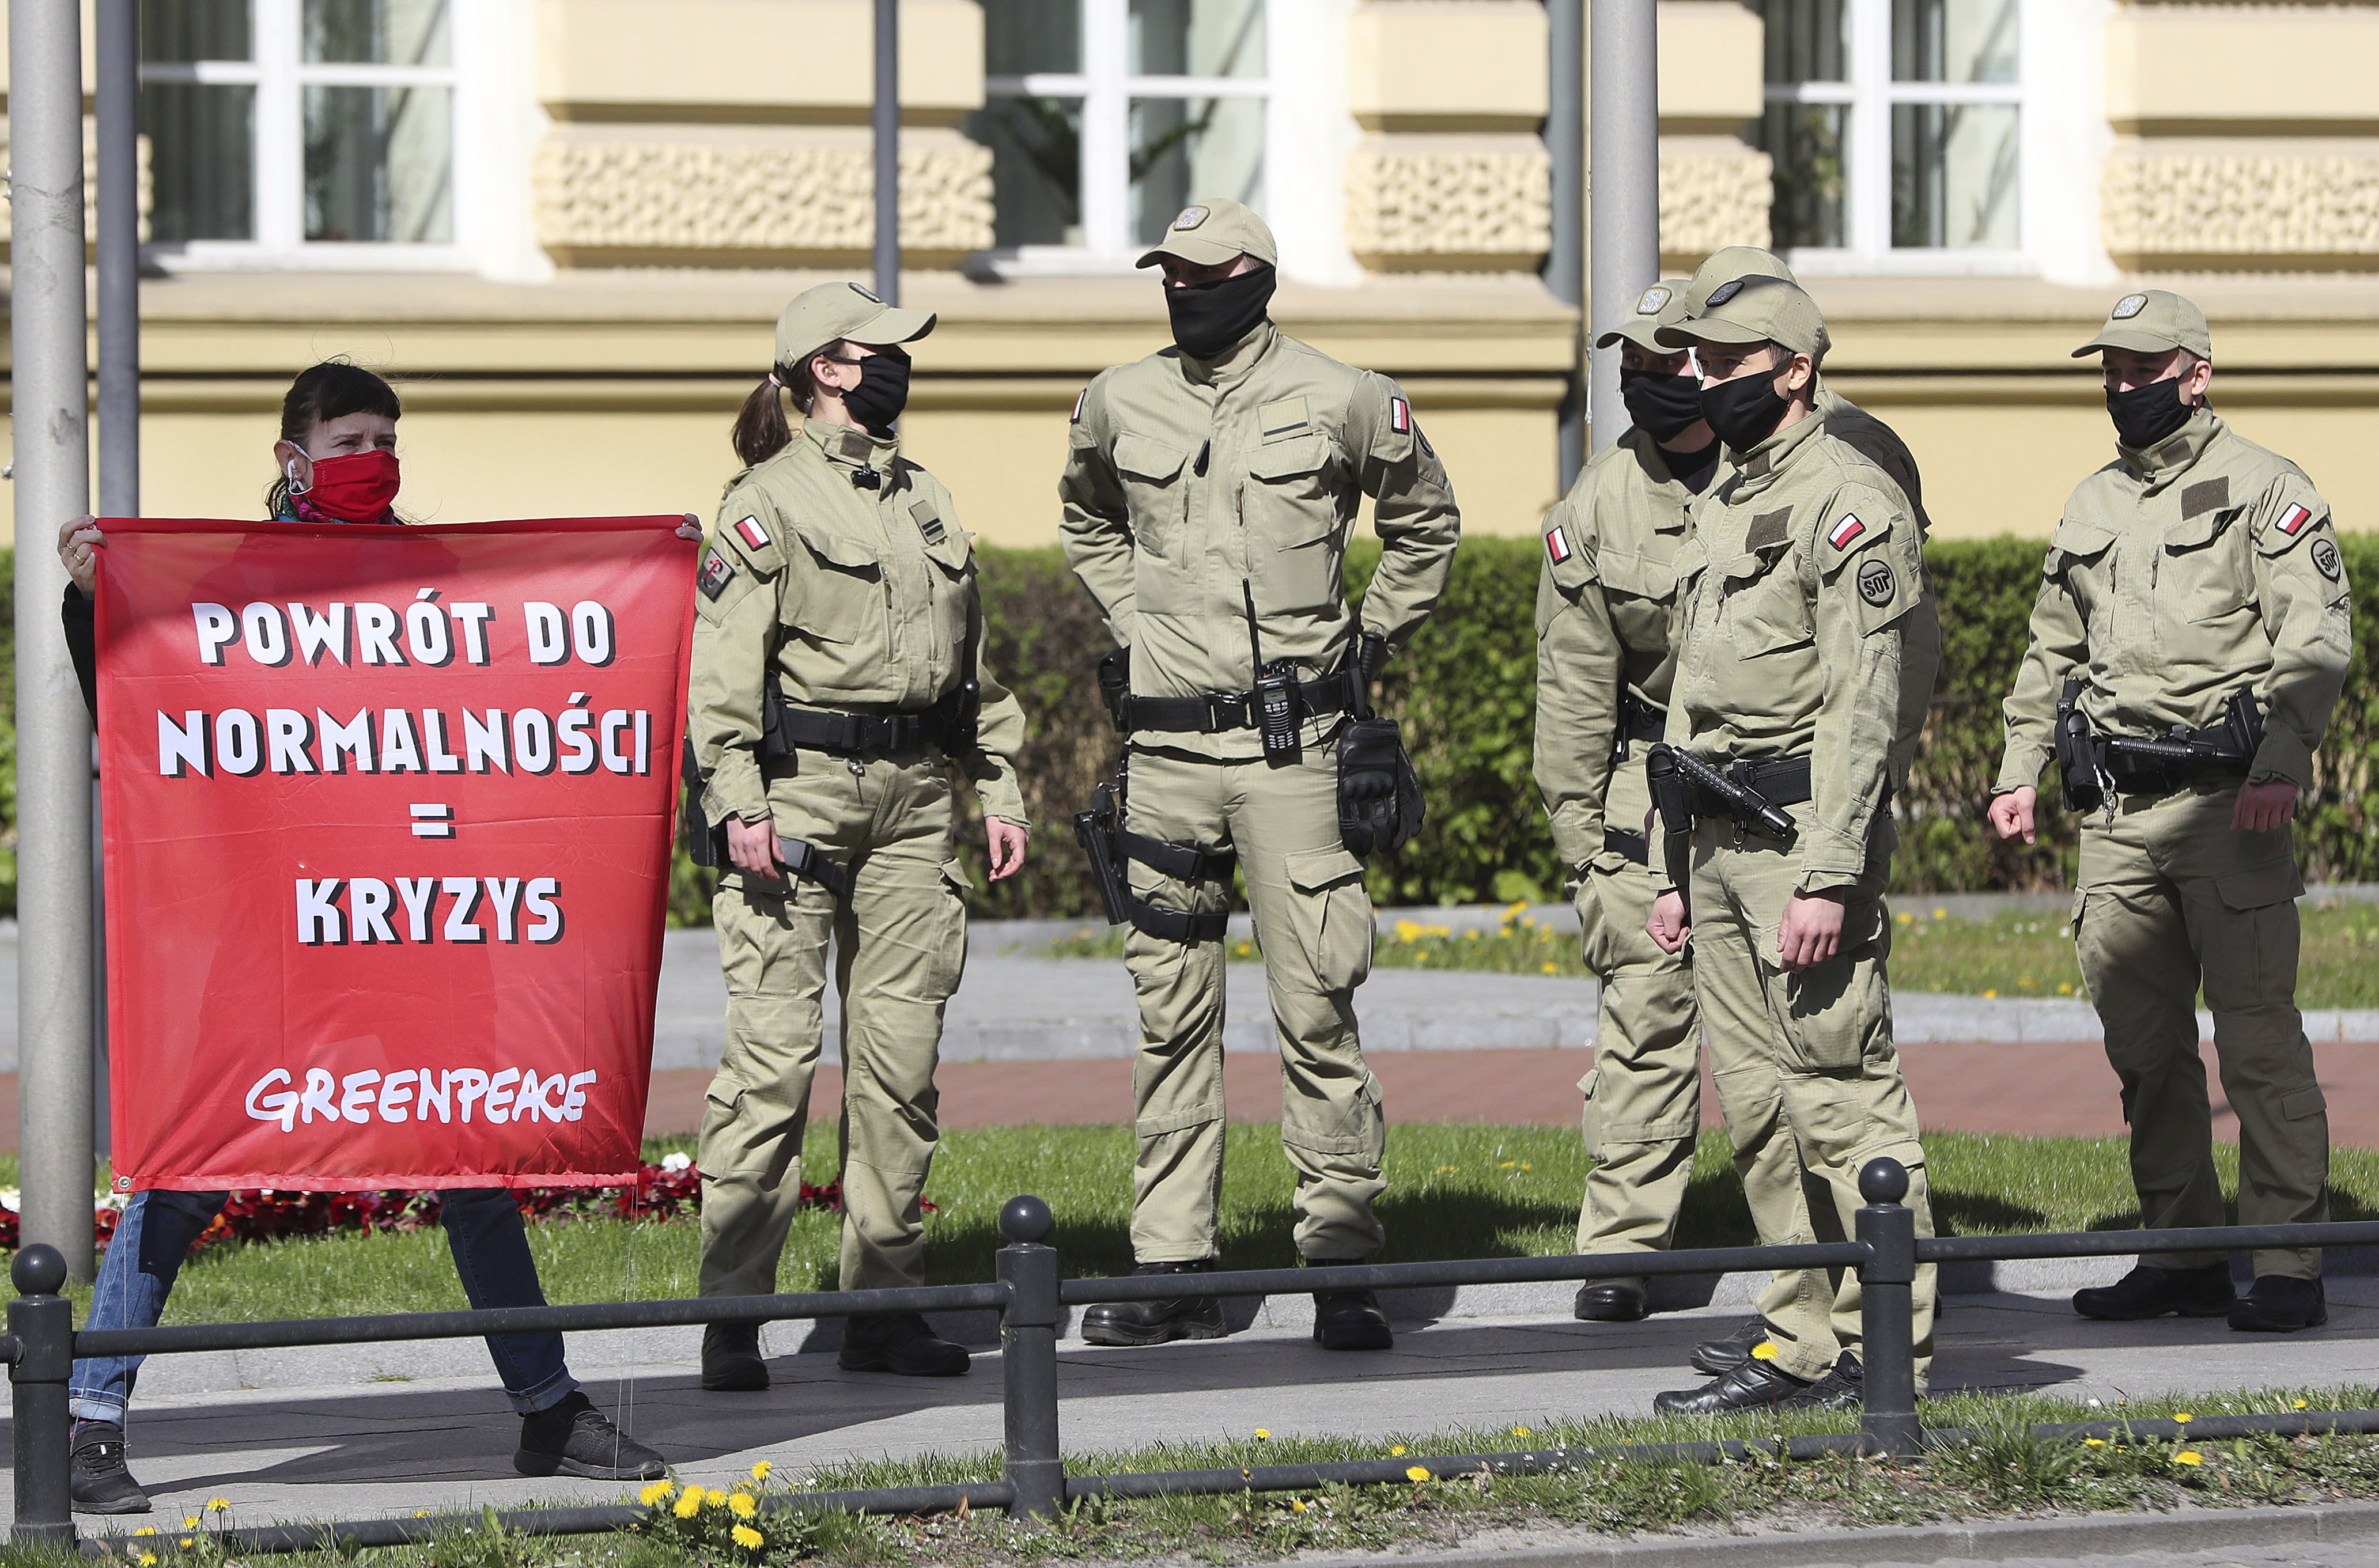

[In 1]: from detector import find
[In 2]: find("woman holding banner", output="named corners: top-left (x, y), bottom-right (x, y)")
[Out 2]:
top-left (54, 362), bottom-right (670, 1514)
top-left (684, 282), bottom-right (1031, 1391)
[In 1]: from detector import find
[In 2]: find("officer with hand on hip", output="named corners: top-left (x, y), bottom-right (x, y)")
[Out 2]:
top-left (1060, 198), bottom-right (1460, 1350)
top-left (1991, 289), bottom-right (2349, 1334)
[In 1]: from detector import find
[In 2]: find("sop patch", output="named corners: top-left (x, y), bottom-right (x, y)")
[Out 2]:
top-left (1634, 285), bottom-right (1672, 316)
top-left (1545, 525), bottom-right (1573, 565)
top-left (1856, 558), bottom-right (1897, 607)
top-left (1173, 204), bottom-right (1211, 230)
top-left (2279, 503), bottom-right (2314, 536)
top-left (1705, 279), bottom-right (1745, 307)
top-left (2112, 293), bottom-right (2149, 320)
top-left (698, 548), bottom-right (736, 601)
top-left (2315, 537), bottom-right (2343, 581)
top-left (1827, 513), bottom-right (1867, 551)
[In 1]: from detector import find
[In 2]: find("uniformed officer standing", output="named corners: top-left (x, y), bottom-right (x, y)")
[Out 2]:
top-left (689, 282), bottom-right (1032, 1390)
top-left (1643, 277), bottom-right (1940, 1412)
top-left (1060, 199), bottom-right (1461, 1349)
top-left (1990, 290), bottom-right (2348, 1334)
top-left (1534, 278), bottom-right (1809, 1325)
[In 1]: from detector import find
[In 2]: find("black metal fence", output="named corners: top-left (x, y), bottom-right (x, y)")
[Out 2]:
top-left (10, 1158), bottom-right (2379, 1552)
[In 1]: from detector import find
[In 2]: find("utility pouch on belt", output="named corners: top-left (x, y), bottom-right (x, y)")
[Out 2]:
top-left (1073, 782), bottom-right (1133, 927)
top-left (1097, 647), bottom-right (1133, 733)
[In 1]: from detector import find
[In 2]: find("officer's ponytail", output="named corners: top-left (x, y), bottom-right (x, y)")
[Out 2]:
top-left (729, 350), bottom-right (830, 469)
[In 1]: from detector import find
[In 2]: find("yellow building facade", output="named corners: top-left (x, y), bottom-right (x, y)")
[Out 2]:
top-left (2, 0), bottom-right (2374, 545)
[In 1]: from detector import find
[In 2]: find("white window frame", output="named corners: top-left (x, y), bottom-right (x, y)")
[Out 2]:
top-left (1767, 0), bottom-right (2056, 278)
top-left (982, 0), bottom-right (1271, 275)
top-left (139, 0), bottom-right (468, 272)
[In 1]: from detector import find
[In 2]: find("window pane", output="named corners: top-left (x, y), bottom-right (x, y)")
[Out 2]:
top-left (967, 96), bottom-right (1084, 247)
top-left (1756, 103), bottom-right (1847, 249)
top-left (1129, 0), bottom-right (1264, 79)
top-left (141, 82), bottom-right (255, 241)
top-left (1892, 102), bottom-right (2017, 248)
top-left (304, 0), bottom-right (450, 66)
top-left (1130, 96), bottom-right (1262, 244)
top-left (141, 0), bottom-right (251, 62)
top-left (1754, 0), bottom-right (1848, 84)
top-left (304, 85), bottom-right (453, 242)
top-left (984, 0), bottom-right (1081, 75)
top-left (1893, 0), bottom-right (2017, 84)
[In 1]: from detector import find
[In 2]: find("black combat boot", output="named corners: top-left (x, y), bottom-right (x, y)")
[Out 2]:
top-left (70, 1422), bottom-right (151, 1515)
top-left (2230, 1275), bottom-right (2326, 1333)
top-left (514, 1391), bottom-right (667, 1480)
top-left (2072, 1262), bottom-right (2234, 1321)
top-left (1573, 1278), bottom-right (1650, 1322)
top-left (1792, 1352), bottom-right (1864, 1411)
top-left (1306, 1258), bottom-right (1394, 1351)
top-left (1689, 1316), bottom-right (1779, 1374)
top-left (1080, 1260), bottom-right (1226, 1346)
top-left (701, 1320), bottom-right (769, 1391)
top-left (1654, 1357), bottom-right (1816, 1415)
top-left (840, 1312), bottom-right (971, 1376)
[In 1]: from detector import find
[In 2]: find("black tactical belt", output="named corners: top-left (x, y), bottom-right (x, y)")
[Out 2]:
top-left (1128, 902), bottom-right (1231, 943)
top-left (774, 702), bottom-right (956, 756)
top-left (776, 834), bottom-right (852, 903)
top-left (1616, 694), bottom-right (1667, 743)
top-left (1603, 828), bottom-right (1650, 866)
top-left (1119, 671), bottom-right (1358, 736)
top-left (1703, 755), bottom-right (1813, 811)
top-left (1120, 828), bottom-right (1237, 885)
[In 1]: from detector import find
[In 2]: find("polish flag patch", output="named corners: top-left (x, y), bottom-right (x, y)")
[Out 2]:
top-left (1072, 388), bottom-right (1087, 424)
top-left (1390, 397), bottom-right (1412, 434)
top-left (2278, 503), bottom-right (2313, 536)
top-left (1546, 525), bottom-right (1572, 565)
top-left (733, 514), bottom-right (770, 552)
top-left (1827, 513), bottom-right (1867, 550)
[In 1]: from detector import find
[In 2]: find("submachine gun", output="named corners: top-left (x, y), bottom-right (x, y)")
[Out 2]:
top-left (2056, 679), bottom-right (2263, 825)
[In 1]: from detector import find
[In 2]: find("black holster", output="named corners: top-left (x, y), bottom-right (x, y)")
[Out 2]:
top-left (1073, 782), bottom-right (1133, 927)
top-left (681, 737), bottom-right (727, 869)
top-left (2055, 678), bottom-right (2103, 815)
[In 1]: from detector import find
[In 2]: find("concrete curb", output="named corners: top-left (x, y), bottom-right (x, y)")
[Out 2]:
top-left (1300, 1499), bottom-right (2379, 1568)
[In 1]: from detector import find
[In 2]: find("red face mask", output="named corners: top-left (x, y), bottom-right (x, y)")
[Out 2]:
top-left (294, 449), bottom-right (401, 523)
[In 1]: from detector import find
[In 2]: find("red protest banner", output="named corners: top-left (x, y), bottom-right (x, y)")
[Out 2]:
top-left (93, 517), bottom-right (696, 1193)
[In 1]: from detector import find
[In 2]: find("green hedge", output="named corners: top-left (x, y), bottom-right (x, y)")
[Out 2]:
top-left (15, 535), bottom-right (2377, 926)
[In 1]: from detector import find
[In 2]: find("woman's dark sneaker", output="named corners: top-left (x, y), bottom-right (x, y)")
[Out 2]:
top-left (70, 1421), bottom-right (152, 1514)
top-left (513, 1391), bottom-right (667, 1480)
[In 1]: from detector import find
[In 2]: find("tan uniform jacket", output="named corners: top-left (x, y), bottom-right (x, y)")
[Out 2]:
top-left (1665, 410), bottom-right (1931, 890)
top-left (1820, 385), bottom-right (1930, 536)
top-left (1996, 408), bottom-right (2350, 796)
top-left (1533, 427), bottom-right (1700, 869)
top-left (1058, 321), bottom-right (1461, 760)
top-left (689, 419), bottom-right (1029, 830)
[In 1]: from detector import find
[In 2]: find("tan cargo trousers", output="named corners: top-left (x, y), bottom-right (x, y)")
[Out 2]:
top-left (1577, 762), bottom-right (1815, 1330)
top-left (699, 750), bottom-right (971, 1297)
top-left (1685, 820), bottom-right (1937, 1389)
top-left (2074, 781), bottom-right (2327, 1281)
top-left (1122, 743), bottom-right (1385, 1263)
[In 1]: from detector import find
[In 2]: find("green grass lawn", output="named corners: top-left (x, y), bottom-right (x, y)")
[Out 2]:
top-left (48, 1124), bottom-right (2379, 1327)
top-left (1047, 896), bottom-right (2379, 1006)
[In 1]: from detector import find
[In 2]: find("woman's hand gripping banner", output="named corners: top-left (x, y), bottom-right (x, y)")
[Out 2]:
top-left (94, 517), bottom-right (697, 1192)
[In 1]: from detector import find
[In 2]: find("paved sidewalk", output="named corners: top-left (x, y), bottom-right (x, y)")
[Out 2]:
top-left (18, 1282), bottom-right (2379, 1533)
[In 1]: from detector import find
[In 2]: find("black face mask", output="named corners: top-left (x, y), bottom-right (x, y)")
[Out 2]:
top-left (1166, 263), bottom-right (1277, 360)
top-left (839, 353), bottom-right (911, 435)
top-left (2106, 376), bottom-right (2195, 451)
top-left (1699, 366), bottom-right (1791, 453)
top-left (1619, 368), bottom-right (1706, 442)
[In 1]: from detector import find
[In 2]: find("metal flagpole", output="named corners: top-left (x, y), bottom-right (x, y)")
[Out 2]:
top-left (1587, 0), bottom-right (1660, 459)
top-left (872, 0), bottom-right (901, 305)
top-left (1546, 0), bottom-right (1585, 489)
top-left (12, 0), bottom-right (99, 1278)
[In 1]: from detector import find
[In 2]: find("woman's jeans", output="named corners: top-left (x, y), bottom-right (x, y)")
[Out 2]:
top-left (69, 1188), bottom-right (578, 1426)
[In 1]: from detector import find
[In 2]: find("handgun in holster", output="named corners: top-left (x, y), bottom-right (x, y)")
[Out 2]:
top-left (1073, 781), bottom-right (1133, 926)
top-left (680, 737), bottom-right (728, 868)
top-left (1644, 743), bottom-right (1696, 896)
top-left (2054, 678), bottom-right (2107, 815)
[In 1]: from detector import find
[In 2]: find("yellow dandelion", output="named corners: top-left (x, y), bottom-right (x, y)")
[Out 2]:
top-left (1982, 988), bottom-right (1998, 999)
top-left (1390, 1444), bottom-right (1408, 1456)
top-left (1434, 1165), bottom-right (1456, 1173)
top-left (139, 1555), bottom-right (156, 1566)
top-left (1541, 962), bottom-right (1558, 975)
top-left (2294, 1400), bottom-right (2311, 1410)
top-left (2175, 1450), bottom-right (2204, 1467)
top-left (206, 1499), bottom-right (232, 1513)
top-left (1499, 1160), bottom-right (1517, 1169)
top-left (2058, 982), bottom-right (2074, 995)
top-left (183, 1517), bottom-right (202, 1529)
top-left (706, 1488), bottom-right (729, 1507)
top-left (180, 1541), bottom-right (195, 1550)
top-left (1406, 1466), bottom-right (1431, 1483)
top-left (639, 1481), bottom-right (674, 1507)
top-left (1750, 1342), bottom-right (1779, 1361)
top-left (133, 1528), bottom-right (158, 1537)
top-left (1932, 907), bottom-right (1946, 920)
top-left (1520, 1163), bottom-right (1532, 1171)
top-left (2173, 1412), bottom-right (2193, 1423)
top-left (2084, 1438), bottom-right (2105, 1448)
top-left (729, 1493), bottom-right (758, 1519)
top-left (1254, 1428), bottom-right (1271, 1439)
top-left (1896, 910), bottom-right (1913, 925)
top-left (732, 1524), bottom-right (765, 1550)
top-left (1290, 1500), bottom-right (1308, 1514)
top-left (751, 1459), bottom-right (774, 1481)
top-left (1512, 1426), bottom-right (1531, 1438)
top-left (674, 1490), bottom-right (704, 1520)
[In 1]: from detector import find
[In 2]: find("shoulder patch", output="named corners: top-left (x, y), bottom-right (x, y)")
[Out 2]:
top-left (732, 514), bottom-right (770, 552)
top-left (698, 547), bottom-right (737, 601)
top-left (2278, 502), bottom-right (2314, 536)
top-left (1746, 508), bottom-right (1792, 550)
top-left (2181, 476), bottom-right (2229, 519)
top-left (1706, 279), bottom-right (1744, 307)
top-left (1826, 513), bottom-right (1867, 551)
top-left (1546, 524), bottom-right (1574, 565)
top-left (1856, 558), bottom-right (1896, 607)
top-left (1072, 387), bottom-right (1087, 424)
top-left (1390, 396), bottom-right (1412, 435)
top-left (911, 499), bottom-right (947, 545)
top-left (2314, 536), bottom-right (2343, 580)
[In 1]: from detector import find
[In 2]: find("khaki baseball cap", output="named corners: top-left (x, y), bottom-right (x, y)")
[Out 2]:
top-left (1595, 278), bottom-right (1694, 351)
top-left (1656, 274), bottom-right (1828, 359)
top-left (1683, 245), bottom-right (1795, 316)
top-left (2071, 289), bottom-right (2213, 361)
top-left (775, 281), bottom-right (936, 372)
top-left (1134, 197), bottom-right (1279, 270)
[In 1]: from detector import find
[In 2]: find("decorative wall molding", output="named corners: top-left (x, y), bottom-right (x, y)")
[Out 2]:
top-left (2103, 146), bottom-right (2379, 265)
top-left (1659, 137), bottom-right (1773, 260)
top-left (533, 127), bottom-right (992, 265)
top-left (1345, 134), bottom-right (1550, 270)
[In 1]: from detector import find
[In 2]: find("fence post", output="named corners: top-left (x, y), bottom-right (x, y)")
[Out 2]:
top-left (996, 1195), bottom-right (1064, 1518)
top-left (11, 1244), bottom-right (77, 1544)
top-left (1855, 1157), bottom-right (1922, 1459)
